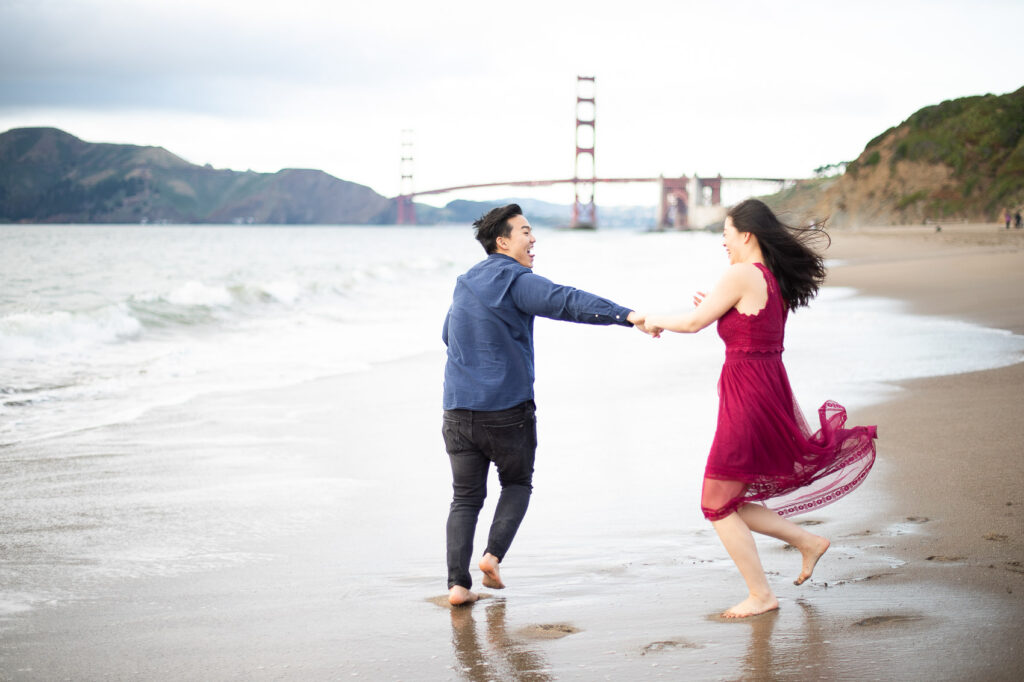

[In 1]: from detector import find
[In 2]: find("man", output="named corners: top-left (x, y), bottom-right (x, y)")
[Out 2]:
top-left (441, 204), bottom-right (648, 605)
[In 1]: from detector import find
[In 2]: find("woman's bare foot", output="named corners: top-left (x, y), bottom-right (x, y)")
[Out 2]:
top-left (722, 594), bottom-right (780, 618)
top-left (479, 553), bottom-right (505, 589)
top-left (448, 586), bottom-right (479, 606)
top-left (794, 536), bottom-right (830, 585)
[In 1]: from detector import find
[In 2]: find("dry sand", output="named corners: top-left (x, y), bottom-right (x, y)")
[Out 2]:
top-left (1, 223), bottom-right (1022, 681)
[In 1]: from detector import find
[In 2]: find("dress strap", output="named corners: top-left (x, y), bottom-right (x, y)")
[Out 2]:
top-left (753, 263), bottom-right (773, 294)
top-left (754, 263), bottom-right (785, 313)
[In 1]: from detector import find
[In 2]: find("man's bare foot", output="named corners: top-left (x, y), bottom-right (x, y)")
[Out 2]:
top-left (722, 595), bottom-right (780, 618)
top-left (479, 553), bottom-right (505, 589)
top-left (794, 536), bottom-right (830, 585)
top-left (448, 586), bottom-right (479, 606)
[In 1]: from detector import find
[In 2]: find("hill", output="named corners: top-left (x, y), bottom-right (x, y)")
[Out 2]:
top-left (0, 127), bottom-right (396, 224)
top-left (763, 86), bottom-right (1024, 227)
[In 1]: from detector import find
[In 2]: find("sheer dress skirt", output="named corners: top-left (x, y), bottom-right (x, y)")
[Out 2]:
top-left (701, 350), bottom-right (877, 521)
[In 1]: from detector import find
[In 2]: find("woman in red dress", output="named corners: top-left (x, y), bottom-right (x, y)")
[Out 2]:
top-left (647, 199), bottom-right (878, 618)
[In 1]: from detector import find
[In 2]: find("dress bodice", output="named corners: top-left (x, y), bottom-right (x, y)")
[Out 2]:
top-left (716, 263), bottom-right (787, 354)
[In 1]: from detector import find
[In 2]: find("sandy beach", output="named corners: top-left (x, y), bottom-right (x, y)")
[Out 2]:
top-left (826, 225), bottom-right (1024, 609)
top-left (1, 224), bottom-right (1022, 681)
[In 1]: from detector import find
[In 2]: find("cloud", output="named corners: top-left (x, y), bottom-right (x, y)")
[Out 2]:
top-left (0, 0), bottom-right (498, 113)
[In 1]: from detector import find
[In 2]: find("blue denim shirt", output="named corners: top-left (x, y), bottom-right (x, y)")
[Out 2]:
top-left (442, 253), bottom-right (634, 411)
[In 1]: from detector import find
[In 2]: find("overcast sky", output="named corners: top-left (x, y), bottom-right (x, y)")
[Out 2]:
top-left (1, 0), bottom-right (1021, 206)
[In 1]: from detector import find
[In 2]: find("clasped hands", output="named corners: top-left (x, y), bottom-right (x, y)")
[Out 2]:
top-left (628, 312), bottom-right (662, 338)
top-left (629, 291), bottom-right (707, 339)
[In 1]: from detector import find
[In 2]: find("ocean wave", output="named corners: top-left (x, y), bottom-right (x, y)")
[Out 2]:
top-left (0, 304), bottom-right (143, 360)
top-left (0, 276), bottom-right (346, 362)
top-left (166, 281), bottom-right (233, 307)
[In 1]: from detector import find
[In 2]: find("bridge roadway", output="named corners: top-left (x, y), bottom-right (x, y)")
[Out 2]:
top-left (404, 176), bottom-right (793, 197)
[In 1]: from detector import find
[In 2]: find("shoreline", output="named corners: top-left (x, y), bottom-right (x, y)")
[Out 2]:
top-left (823, 225), bottom-right (1024, 613)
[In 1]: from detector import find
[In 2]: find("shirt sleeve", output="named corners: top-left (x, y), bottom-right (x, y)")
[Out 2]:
top-left (509, 272), bottom-right (633, 326)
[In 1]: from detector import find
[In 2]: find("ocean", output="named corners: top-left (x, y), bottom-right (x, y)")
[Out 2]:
top-left (2, 223), bottom-right (1023, 621)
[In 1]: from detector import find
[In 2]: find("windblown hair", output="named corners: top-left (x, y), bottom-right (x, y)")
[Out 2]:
top-left (473, 203), bottom-right (523, 254)
top-left (727, 199), bottom-right (830, 311)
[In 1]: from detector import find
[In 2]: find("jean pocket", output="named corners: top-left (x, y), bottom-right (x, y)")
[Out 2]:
top-left (442, 418), bottom-right (465, 454)
top-left (482, 418), bottom-right (537, 459)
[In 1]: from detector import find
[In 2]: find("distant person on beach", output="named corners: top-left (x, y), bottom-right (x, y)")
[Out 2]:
top-left (1014, 211), bottom-right (1021, 229)
top-left (1004, 208), bottom-right (1012, 229)
top-left (441, 204), bottom-right (650, 606)
top-left (646, 198), bottom-right (878, 618)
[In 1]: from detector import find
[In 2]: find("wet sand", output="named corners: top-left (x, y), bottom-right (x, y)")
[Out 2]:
top-left (826, 225), bottom-right (1024, 604)
top-left (1, 224), bottom-right (1023, 680)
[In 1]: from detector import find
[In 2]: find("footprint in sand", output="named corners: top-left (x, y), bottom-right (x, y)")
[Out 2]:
top-left (797, 519), bottom-right (824, 526)
top-left (983, 532), bottom-right (1009, 541)
top-left (641, 640), bottom-right (704, 655)
top-left (904, 516), bottom-right (930, 524)
top-left (854, 614), bottom-right (924, 627)
top-left (925, 555), bottom-right (965, 562)
top-left (1004, 561), bottom-right (1024, 574)
top-left (514, 624), bottom-right (580, 640)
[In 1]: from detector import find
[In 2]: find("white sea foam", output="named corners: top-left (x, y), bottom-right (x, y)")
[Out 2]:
top-left (0, 304), bottom-right (143, 359)
top-left (259, 280), bottom-right (302, 304)
top-left (166, 280), bottom-right (233, 307)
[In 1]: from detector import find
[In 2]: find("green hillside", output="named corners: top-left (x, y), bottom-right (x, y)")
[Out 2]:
top-left (764, 86), bottom-right (1024, 226)
top-left (0, 127), bottom-right (396, 224)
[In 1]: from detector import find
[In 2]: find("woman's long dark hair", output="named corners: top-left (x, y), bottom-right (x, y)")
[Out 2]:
top-left (727, 199), bottom-right (829, 311)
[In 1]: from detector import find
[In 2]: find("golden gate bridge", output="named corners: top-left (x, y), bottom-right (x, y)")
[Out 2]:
top-left (395, 77), bottom-right (801, 229)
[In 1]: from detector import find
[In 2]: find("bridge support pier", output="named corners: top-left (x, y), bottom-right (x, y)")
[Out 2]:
top-left (396, 195), bottom-right (415, 225)
top-left (657, 175), bottom-right (691, 229)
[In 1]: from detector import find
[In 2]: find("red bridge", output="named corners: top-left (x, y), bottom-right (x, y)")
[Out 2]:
top-left (395, 78), bottom-right (800, 229)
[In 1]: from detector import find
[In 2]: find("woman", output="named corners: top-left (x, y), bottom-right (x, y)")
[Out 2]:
top-left (646, 199), bottom-right (877, 618)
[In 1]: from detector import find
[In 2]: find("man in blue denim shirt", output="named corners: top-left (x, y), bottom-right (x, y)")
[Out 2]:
top-left (442, 204), bottom-right (648, 605)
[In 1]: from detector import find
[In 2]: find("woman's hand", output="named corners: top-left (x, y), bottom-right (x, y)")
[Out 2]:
top-left (627, 311), bottom-right (662, 337)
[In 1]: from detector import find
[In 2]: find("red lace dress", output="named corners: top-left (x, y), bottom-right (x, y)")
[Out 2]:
top-left (701, 263), bottom-right (878, 521)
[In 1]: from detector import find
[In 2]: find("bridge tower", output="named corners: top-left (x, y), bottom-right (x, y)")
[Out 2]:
top-left (571, 76), bottom-right (596, 229)
top-left (657, 175), bottom-right (690, 229)
top-left (396, 129), bottom-right (416, 225)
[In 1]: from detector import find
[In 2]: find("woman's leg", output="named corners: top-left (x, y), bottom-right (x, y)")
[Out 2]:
top-left (711, 511), bottom-right (780, 617)
top-left (737, 503), bottom-right (830, 585)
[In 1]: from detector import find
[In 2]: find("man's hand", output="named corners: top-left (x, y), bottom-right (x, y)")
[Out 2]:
top-left (627, 311), bottom-right (660, 337)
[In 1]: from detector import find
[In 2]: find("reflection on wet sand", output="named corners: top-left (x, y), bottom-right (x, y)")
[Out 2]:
top-left (737, 598), bottom-right (836, 680)
top-left (735, 607), bottom-right (780, 676)
top-left (450, 599), bottom-right (554, 681)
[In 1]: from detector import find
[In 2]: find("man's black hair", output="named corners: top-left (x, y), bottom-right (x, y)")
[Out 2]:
top-left (473, 204), bottom-right (523, 254)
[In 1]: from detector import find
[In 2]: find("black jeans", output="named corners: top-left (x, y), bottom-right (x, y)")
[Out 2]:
top-left (443, 400), bottom-right (537, 590)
